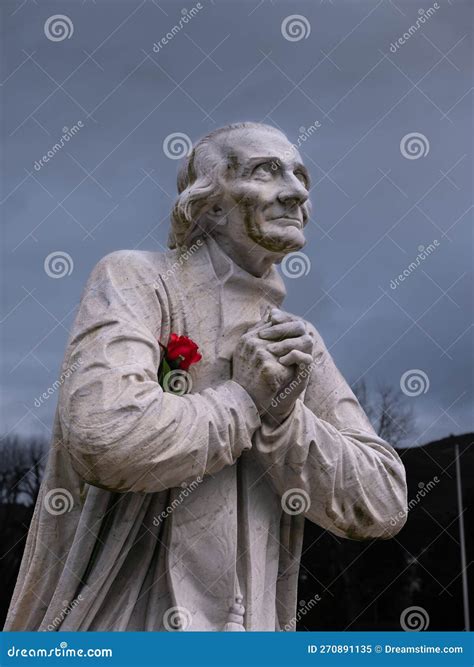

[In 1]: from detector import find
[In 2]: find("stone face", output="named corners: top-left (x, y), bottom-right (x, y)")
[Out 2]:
top-left (4, 123), bottom-right (408, 632)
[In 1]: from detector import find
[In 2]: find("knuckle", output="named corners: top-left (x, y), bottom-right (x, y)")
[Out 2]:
top-left (247, 336), bottom-right (260, 350)
top-left (261, 361), bottom-right (273, 374)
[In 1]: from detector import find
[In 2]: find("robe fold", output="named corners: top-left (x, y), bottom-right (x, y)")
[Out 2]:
top-left (5, 237), bottom-right (407, 631)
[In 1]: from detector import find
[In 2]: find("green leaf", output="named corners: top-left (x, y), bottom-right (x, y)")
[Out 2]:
top-left (158, 358), bottom-right (172, 387)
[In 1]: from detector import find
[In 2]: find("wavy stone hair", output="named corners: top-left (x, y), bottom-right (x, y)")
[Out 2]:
top-left (168, 122), bottom-right (288, 249)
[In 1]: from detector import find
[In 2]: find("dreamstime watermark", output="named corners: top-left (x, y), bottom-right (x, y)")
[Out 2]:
top-left (153, 476), bottom-right (203, 527)
top-left (163, 132), bottom-right (193, 160)
top-left (293, 121), bottom-right (321, 146)
top-left (400, 369), bottom-right (430, 397)
top-left (389, 240), bottom-right (440, 289)
top-left (400, 132), bottom-right (430, 159)
top-left (283, 594), bottom-right (321, 631)
top-left (271, 362), bottom-right (317, 409)
top-left (160, 239), bottom-right (203, 280)
top-left (163, 605), bottom-right (192, 631)
top-left (46, 595), bottom-right (84, 631)
top-left (152, 4), bottom-right (203, 53)
top-left (400, 605), bottom-right (430, 631)
top-left (281, 15), bottom-right (311, 42)
top-left (7, 644), bottom-right (112, 659)
top-left (281, 488), bottom-right (311, 516)
top-left (33, 358), bottom-right (83, 408)
top-left (281, 251), bottom-right (311, 278)
top-left (390, 476), bottom-right (440, 527)
top-left (162, 369), bottom-right (193, 395)
top-left (44, 251), bottom-right (74, 278)
top-left (44, 15), bottom-right (74, 42)
top-left (270, 121), bottom-right (322, 168)
top-left (44, 488), bottom-right (74, 516)
top-left (34, 121), bottom-right (84, 171)
top-left (389, 4), bottom-right (440, 53)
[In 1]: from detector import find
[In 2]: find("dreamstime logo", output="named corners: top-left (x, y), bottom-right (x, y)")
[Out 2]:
top-left (295, 121), bottom-right (321, 145)
top-left (44, 488), bottom-right (74, 515)
top-left (163, 606), bottom-right (192, 631)
top-left (34, 121), bottom-right (84, 171)
top-left (152, 3), bottom-right (204, 53)
top-left (389, 240), bottom-right (440, 290)
top-left (7, 643), bottom-right (112, 658)
top-left (400, 606), bottom-right (430, 631)
top-left (400, 369), bottom-right (430, 397)
top-left (44, 251), bottom-right (74, 279)
top-left (44, 15), bottom-right (74, 42)
top-left (281, 15), bottom-right (311, 42)
top-left (281, 488), bottom-right (311, 515)
top-left (46, 594), bottom-right (84, 631)
top-left (163, 369), bottom-right (193, 395)
top-left (271, 362), bottom-right (316, 409)
top-left (269, 122), bottom-right (321, 171)
top-left (389, 4), bottom-right (440, 53)
top-left (390, 477), bottom-right (440, 527)
top-left (160, 239), bottom-right (203, 282)
top-left (33, 357), bottom-right (83, 408)
top-left (283, 594), bottom-right (321, 631)
top-left (400, 133), bottom-right (430, 160)
top-left (163, 132), bottom-right (193, 160)
top-left (281, 251), bottom-right (311, 279)
top-left (153, 476), bottom-right (202, 527)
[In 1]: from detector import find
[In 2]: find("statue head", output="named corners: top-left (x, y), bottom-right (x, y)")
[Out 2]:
top-left (169, 123), bottom-right (311, 269)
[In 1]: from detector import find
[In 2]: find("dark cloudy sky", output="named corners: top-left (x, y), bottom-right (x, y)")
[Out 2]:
top-left (1, 0), bottom-right (472, 446)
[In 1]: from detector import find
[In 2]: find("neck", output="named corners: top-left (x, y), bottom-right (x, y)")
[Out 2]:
top-left (211, 234), bottom-right (281, 277)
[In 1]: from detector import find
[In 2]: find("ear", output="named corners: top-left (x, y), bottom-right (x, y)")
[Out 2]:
top-left (206, 203), bottom-right (227, 226)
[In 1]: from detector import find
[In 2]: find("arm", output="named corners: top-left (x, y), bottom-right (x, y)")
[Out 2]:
top-left (253, 319), bottom-right (408, 539)
top-left (59, 251), bottom-right (260, 493)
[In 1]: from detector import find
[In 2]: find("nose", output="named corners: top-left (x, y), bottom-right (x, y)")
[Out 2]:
top-left (277, 176), bottom-right (308, 208)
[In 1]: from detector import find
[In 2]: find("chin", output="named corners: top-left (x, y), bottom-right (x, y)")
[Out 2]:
top-left (252, 228), bottom-right (305, 255)
top-left (245, 215), bottom-right (306, 254)
top-left (272, 228), bottom-right (306, 253)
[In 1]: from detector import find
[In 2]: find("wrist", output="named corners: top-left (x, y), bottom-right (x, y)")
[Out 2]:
top-left (261, 402), bottom-right (296, 427)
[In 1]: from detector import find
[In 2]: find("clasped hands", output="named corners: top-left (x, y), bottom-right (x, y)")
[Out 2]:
top-left (232, 308), bottom-right (314, 426)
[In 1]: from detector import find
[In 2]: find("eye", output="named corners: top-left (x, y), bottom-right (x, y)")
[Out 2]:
top-left (294, 170), bottom-right (309, 189)
top-left (251, 162), bottom-right (277, 180)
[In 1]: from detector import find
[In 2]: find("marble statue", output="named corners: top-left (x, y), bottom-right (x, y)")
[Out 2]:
top-left (5, 122), bottom-right (407, 632)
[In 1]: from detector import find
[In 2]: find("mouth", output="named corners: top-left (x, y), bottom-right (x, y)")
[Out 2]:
top-left (268, 216), bottom-right (303, 228)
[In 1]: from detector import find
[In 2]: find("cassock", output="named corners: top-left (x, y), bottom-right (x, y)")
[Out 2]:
top-left (5, 237), bottom-right (407, 631)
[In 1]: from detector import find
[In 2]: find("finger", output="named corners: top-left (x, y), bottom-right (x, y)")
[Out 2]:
top-left (258, 321), bottom-right (306, 340)
top-left (244, 318), bottom-right (273, 336)
top-left (267, 335), bottom-right (313, 356)
top-left (279, 351), bottom-right (313, 367)
top-left (269, 308), bottom-right (296, 325)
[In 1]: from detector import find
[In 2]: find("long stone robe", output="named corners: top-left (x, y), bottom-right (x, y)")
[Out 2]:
top-left (5, 237), bottom-right (407, 631)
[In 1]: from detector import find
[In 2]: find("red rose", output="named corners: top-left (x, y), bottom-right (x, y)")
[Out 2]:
top-left (165, 333), bottom-right (202, 371)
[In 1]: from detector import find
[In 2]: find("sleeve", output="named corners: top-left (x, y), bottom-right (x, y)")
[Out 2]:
top-left (58, 251), bottom-right (260, 493)
top-left (253, 324), bottom-right (408, 539)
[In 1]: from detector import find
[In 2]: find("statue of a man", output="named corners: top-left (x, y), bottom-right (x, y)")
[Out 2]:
top-left (5, 122), bottom-right (407, 632)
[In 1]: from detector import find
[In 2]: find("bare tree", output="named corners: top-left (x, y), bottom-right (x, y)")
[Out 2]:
top-left (352, 380), bottom-right (415, 447)
top-left (0, 435), bottom-right (49, 507)
top-left (0, 436), bottom-right (49, 626)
